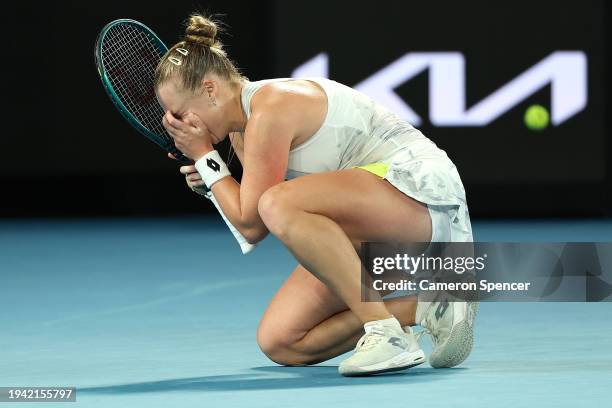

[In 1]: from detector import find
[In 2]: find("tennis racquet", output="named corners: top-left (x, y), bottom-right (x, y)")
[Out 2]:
top-left (95, 19), bottom-right (255, 254)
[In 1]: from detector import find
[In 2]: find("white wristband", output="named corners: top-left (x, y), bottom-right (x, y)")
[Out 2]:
top-left (194, 150), bottom-right (231, 189)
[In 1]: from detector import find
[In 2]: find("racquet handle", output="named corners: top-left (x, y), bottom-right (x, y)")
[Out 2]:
top-left (181, 155), bottom-right (255, 254)
top-left (205, 191), bottom-right (257, 254)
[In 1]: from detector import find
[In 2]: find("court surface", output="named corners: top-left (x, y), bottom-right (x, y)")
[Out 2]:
top-left (1, 217), bottom-right (611, 408)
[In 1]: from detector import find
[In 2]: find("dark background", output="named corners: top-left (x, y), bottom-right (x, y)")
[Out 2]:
top-left (3, 0), bottom-right (610, 218)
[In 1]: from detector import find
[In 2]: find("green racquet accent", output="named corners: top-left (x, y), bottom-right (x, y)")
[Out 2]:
top-left (94, 19), bottom-right (190, 163)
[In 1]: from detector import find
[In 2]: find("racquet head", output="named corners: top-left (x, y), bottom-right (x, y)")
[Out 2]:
top-left (95, 19), bottom-right (190, 163)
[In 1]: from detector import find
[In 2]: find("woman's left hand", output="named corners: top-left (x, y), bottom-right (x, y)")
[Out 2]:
top-left (163, 111), bottom-right (214, 160)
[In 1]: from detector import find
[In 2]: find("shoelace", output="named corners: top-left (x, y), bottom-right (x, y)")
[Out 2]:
top-left (356, 326), bottom-right (386, 351)
top-left (416, 317), bottom-right (440, 346)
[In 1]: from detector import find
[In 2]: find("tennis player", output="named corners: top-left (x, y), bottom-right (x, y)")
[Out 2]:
top-left (155, 14), bottom-right (478, 376)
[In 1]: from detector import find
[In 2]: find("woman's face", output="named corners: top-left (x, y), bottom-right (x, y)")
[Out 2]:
top-left (156, 77), bottom-right (228, 144)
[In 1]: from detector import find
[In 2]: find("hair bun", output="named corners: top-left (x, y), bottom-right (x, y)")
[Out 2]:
top-left (185, 14), bottom-right (220, 48)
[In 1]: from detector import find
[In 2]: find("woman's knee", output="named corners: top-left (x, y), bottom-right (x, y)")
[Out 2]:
top-left (256, 319), bottom-right (313, 366)
top-left (257, 183), bottom-right (299, 240)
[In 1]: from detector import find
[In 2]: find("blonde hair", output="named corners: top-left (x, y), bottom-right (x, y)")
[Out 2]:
top-left (155, 14), bottom-right (246, 92)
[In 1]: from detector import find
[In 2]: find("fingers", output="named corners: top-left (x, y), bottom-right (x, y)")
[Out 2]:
top-left (162, 111), bottom-right (212, 160)
top-left (162, 116), bottom-right (181, 143)
top-left (167, 152), bottom-right (177, 160)
top-left (186, 172), bottom-right (202, 182)
top-left (162, 112), bottom-right (173, 130)
top-left (181, 112), bottom-right (195, 127)
top-left (180, 165), bottom-right (203, 182)
top-left (179, 165), bottom-right (197, 175)
top-left (186, 172), bottom-right (205, 188)
top-left (183, 112), bottom-right (204, 129)
top-left (163, 111), bottom-right (181, 129)
top-left (163, 111), bottom-right (191, 134)
top-left (179, 165), bottom-right (205, 189)
top-left (189, 179), bottom-right (206, 187)
top-left (165, 111), bottom-right (204, 131)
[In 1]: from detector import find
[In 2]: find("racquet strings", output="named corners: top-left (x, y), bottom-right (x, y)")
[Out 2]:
top-left (101, 23), bottom-right (171, 145)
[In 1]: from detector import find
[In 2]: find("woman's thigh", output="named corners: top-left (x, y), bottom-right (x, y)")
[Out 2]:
top-left (260, 167), bottom-right (432, 248)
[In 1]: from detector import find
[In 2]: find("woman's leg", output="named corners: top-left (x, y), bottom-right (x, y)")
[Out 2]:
top-left (257, 263), bottom-right (419, 365)
top-left (256, 168), bottom-right (431, 365)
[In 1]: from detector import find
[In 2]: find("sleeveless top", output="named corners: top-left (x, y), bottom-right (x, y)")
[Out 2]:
top-left (239, 77), bottom-right (469, 211)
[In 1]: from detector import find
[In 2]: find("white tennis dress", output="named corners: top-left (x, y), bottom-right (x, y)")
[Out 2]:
top-left (240, 77), bottom-right (473, 242)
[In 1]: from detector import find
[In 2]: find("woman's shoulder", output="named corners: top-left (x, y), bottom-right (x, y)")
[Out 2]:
top-left (244, 79), bottom-right (328, 143)
top-left (248, 78), bottom-right (327, 116)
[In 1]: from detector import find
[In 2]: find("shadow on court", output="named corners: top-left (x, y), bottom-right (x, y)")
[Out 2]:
top-left (79, 366), bottom-right (462, 393)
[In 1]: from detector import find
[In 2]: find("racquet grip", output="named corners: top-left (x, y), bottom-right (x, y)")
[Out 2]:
top-left (206, 192), bottom-right (257, 254)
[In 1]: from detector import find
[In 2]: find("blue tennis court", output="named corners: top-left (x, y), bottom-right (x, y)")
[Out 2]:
top-left (1, 218), bottom-right (610, 408)
top-left (4, 0), bottom-right (611, 406)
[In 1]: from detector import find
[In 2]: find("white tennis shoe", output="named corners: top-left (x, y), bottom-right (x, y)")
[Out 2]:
top-left (339, 316), bottom-right (426, 376)
top-left (415, 296), bottom-right (479, 368)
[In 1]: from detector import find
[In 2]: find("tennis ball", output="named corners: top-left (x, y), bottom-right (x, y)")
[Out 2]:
top-left (524, 104), bottom-right (550, 131)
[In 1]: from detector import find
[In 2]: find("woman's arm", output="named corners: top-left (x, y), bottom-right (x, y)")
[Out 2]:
top-left (165, 82), bottom-right (323, 244)
top-left (206, 85), bottom-right (302, 243)
top-left (228, 132), bottom-right (245, 166)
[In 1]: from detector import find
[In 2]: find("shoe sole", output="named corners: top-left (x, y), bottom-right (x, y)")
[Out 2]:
top-left (429, 301), bottom-right (479, 368)
top-left (339, 351), bottom-right (426, 377)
